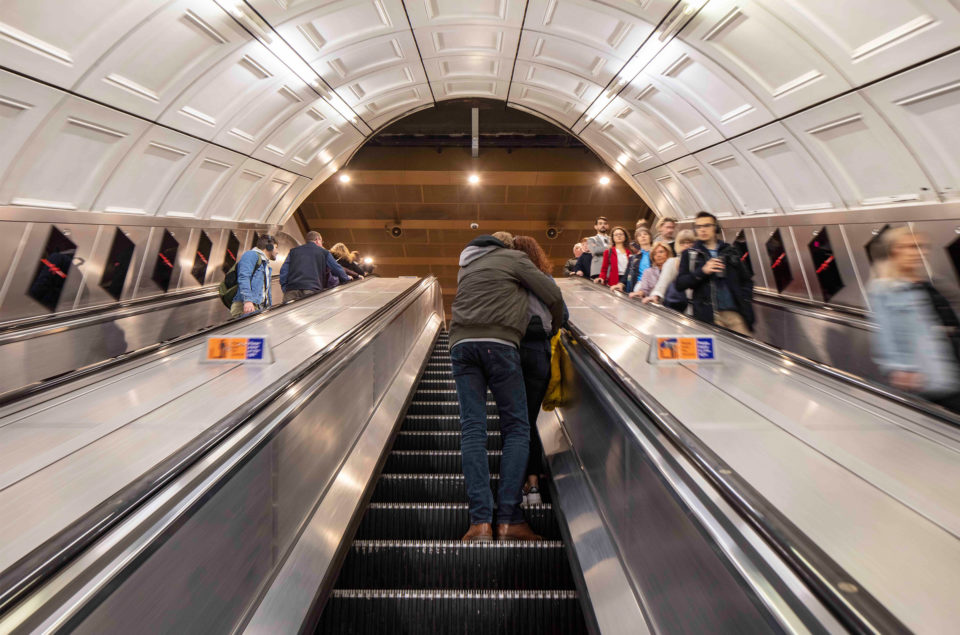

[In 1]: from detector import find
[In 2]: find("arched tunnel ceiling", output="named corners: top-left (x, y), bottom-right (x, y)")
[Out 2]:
top-left (1, 0), bottom-right (959, 226)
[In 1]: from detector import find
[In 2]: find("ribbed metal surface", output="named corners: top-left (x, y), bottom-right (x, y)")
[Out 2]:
top-left (319, 335), bottom-right (586, 634)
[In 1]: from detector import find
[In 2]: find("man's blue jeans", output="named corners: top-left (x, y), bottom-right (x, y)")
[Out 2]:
top-left (451, 341), bottom-right (529, 525)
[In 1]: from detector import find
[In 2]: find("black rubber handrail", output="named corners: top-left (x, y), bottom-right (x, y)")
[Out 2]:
top-left (0, 279), bottom-right (369, 409)
top-left (0, 277), bottom-right (434, 617)
top-left (562, 322), bottom-right (910, 635)
top-left (578, 278), bottom-right (960, 428)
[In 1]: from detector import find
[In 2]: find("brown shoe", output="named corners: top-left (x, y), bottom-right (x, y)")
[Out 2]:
top-left (462, 523), bottom-right (494, 542)
top-left (496, 522), bottom-right (542, 541)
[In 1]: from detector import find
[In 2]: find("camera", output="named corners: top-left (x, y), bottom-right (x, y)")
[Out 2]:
top-left (546, 226), bottom-right (559, 240)
top-left (389, 225), bottom-right (403, 238)
top-left (470, 222), bottom-right (479, 230)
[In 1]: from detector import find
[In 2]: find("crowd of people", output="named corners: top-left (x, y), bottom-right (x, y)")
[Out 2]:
top-left (224, 231), bottom-right (372, 317)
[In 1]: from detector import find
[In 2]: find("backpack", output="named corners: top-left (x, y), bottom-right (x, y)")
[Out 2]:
top-left (218, 254), bottom-right (266, 308)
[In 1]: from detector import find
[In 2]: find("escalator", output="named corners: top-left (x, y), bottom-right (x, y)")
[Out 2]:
top-left (318, 332), bottom-right (588, 634)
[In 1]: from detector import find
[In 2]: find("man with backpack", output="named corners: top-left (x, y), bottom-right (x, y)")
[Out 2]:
top-left (278, 231), bottom-right (350, 302)
top-left (223, 234), bottom-right (277, 317)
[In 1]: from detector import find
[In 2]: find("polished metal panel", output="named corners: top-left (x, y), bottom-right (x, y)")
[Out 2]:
top-left (910, 218), bottom-right (960, 302)
top-left (0, 278), bottom-right (443, 633)
top-left (559, 279), bottom-right (960, 633)
top-left (791, 224), bottom-right (866, 309)
top-left (750, 224), bottom-right (811, 301)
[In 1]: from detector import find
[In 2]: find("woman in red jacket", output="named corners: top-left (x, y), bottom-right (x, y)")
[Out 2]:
top-left (596, 226), bottom-right (633, 290)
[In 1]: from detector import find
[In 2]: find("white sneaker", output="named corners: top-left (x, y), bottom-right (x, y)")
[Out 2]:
top-left (525, 486), bottom-right (542, 506)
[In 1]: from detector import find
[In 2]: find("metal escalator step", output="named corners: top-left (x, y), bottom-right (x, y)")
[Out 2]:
top-left (372, 474), bottom-right (500, 503)
top-left (354, 503), bottom-right (559, 540)
top-left (405, 401), bottom-right (497, 416)
top-left (417, 380), bottom-right (459, 390)
top-left (384, 450), bottom-right (501, 474)
top-left (393, 431), bottom-right (502, 451)
top-left (335, 541), bottom-right (572, 590)
top-left (401, 415), bottom-right (499, 432)
top-left (410, 389), bottom-right (459, 402)
top-left (318, 589), bottom-right (586, 635)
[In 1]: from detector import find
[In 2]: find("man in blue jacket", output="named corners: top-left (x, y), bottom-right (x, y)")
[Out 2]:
top-left (231, 234), bottom-right (278, 318)
top-left (279, 231), bottom-right (350, 302)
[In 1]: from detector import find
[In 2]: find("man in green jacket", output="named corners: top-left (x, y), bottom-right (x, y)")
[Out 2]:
top-left (450, 232), bottom-right (564, 542)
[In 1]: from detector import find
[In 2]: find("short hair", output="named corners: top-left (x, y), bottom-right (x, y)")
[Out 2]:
top-left (594, 216), bottom-right (608, 225)
top-left (492, 231), bottom-right (514, 248)
top-left (656, 217), bottom-right (678, 231)
top-left (676, 229), bottom-right (695, 246)
top-left (635, 218), bottom-right (649, 228)
top-left (650, 241), bottom-right (674, 260)
top-left (257, 234), bottom-right (276, 250)
top-left (305, 231), bottom-right (321, 242)
top-left (695, 211), bottom-right (718, 224)
top-left (635, 226), bottom-right (652, 240)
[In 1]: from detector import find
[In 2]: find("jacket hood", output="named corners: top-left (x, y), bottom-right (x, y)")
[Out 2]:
top-left (459, 235), bottom-right (506, 266)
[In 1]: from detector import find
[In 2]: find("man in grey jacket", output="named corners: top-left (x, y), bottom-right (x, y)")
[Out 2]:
top-left (450, 232), bottom-right (564, 542)
top-left (586, 216), bottom-right (610, 278)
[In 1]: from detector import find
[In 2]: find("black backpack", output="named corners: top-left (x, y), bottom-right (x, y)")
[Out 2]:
top-left (218, 254), bottom-right (266, 308)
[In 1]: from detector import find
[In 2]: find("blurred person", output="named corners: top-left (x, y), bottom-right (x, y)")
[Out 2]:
top-left (586, 216), bottom-right (610, 278)
top-left (511, 236), bottom-right (566, 505)
top-left (564, 243), bottom-right (583, 275)
top-left (654, 217), bottom-right (678, 252)
top-left (630, 242), bottom-right (673, 299)
top-left (644, 229), bottom-right (695, 313)
top-left (330, 242), bottom-right (365, 281)
top-left (278, 231), bottom-right (350, 302)
top-left (450, 231), bottom-right (564, 542)
top-left (597, 226), bottom-right (633, 290)
top-left (630, 218), bottom-right (650, 251)
top-left (676, 212), bottom-right (754, 334)
top-left (573, 237), bottom-right (593, 277)
top-left (625, 227), bottom-right (653, 293)
top-left (231, 234), bottom-right (277, 318)
top-left (868, 228), bottom-right (960, 412)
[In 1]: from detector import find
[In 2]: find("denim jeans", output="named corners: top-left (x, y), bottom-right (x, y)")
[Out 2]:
top-left (451, 341), bottom-right (529, 525)
top-left (520, 338), bottom-right (551, 478)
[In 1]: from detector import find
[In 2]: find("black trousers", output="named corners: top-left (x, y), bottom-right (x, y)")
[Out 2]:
top-left (519, 338), bottom-right (552, 477)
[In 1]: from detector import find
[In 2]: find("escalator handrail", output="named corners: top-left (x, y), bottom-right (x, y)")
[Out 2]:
top-left (562, 321), bottom-right (910, 635)
top-left (0, 276), bottom-right (432, 617)
top-left (0, 278), bottom-right (369, 409)
top-left (752, 288), bottom-right (871, 329)
top-left (577, 278), bottom-right (960, 428)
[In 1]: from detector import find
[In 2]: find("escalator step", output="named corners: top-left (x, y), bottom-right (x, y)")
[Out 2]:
top-left (410, 389), bottom-right (459, 402)
top-left (335, 541), bottom-right (573, 590)
top-left (401, 415), bottom-right (499, 432)
top-left (393, 431), bottom-right (502, 451)
top-left (354, 503), bottom-right (559, 540)
top-left (372, 474), bottom-right (499, 503)
top-left (384, 450), bottom-right (501, 474)
top-left (406, 402), bottom-right (497, 416)
top-left (318, 590), bottom-right (586, 635)
top-left (417, 380), bottom-right (458, 390)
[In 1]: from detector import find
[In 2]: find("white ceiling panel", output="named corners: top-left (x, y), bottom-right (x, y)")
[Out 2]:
top-left (0, 70), bottom-right (66, 189)
top-left (415, 24), bottom-right (520, 58)
top-left (339, 63), bottom-right (428, 106)
top-left (515, 32), bottom-right (623, 86)
top-left (632, 171), bottom-right (676, 217)
top-left (0, 97), bottom-right (149, 211)
top-left (681, 0), bottom-right (851, 116)
top-left (578, 126), bottom-right (645, 174)
top-left (695, 143), bottom-right (783, 216)
top-left (731, 122), bottom-right (844, 214)
top-left (783, 93), bottom-right (937, 208)
top-left (624, 75), bottom-right (724, 152)
top-left (215, 72), bottom-right (315, 154)
top-left (423, 55), bottom-right (512, 82)
top-left (159, 41), bottom-right (288, 140)
top-left (206, 157), bottom-right (273, 220)
top-left (354, 84), bottom-right (434, 130)
top-left (666, 155), bottom-right (738, 217)
top-left (756, 0), bottom-right (960, 85)
top-left (265, 175), bottom-right (312, 225)
top-left (254, 98), bottom-right (341, 165)
top-left (524, 0), bottom-right (655, 58)
top-left (0, 0), bottom-right (159, 88)
top-left (301, 126), bottom-right (366, 172)
top-left (647, 165), bottom-right (702, 218)
top-left (289, 123), bottom-right (351, 170)
top-left (509, 85), bottom-right (585, 128)
top-left (274, 0), bottom-right (408, 59)
top-left (864, 51), bottom-right (960, 201)
top-left (511, 62), bottom-right (604, 106)
top-left (436, 80), bottom-right (509, 101)
top-left (239, 169), bottom-right (296, 223)
top-left (92, 126), bottom-right (204, 216)
top-left (158, 145), bottom-right (245, 218)
top-left (313, 31), bottom-right (421, 88)
top-left (74, 1), bottom-right (250, 120)
top-left (600, 96), bottom-right (687, 163)
top-left (646, 39), bottom-right (774, 137)
top-left (405, 0), bottom-right (527, 27)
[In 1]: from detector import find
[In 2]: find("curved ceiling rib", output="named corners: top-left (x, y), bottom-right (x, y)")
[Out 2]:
top-left (0, 0), bottom-right (958, 225)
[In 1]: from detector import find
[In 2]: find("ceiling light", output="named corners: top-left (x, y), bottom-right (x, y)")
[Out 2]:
top-left (468, 174), bottom-right (480, 184)
top-left (363, 257), bottom-right (373, 265)
top-left (599, 176), bottom-right (611, 185)
top-left (339, 173), bottom-right (351, 183)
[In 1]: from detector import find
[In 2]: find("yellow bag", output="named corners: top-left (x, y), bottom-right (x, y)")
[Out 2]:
top-left (542, 329), bottom-right (574, 411)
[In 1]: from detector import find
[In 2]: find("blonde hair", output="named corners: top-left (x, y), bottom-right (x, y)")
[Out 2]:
top-left (874, 226), bottom-right (915, 280)
top-left (492, 231), bottom-right (514, 248)
top-left (656, 217), bottom-right (678, 232)
top-left (650, 241), bottom-right (674, 261)
top-left (330, 242), bottom-right (353, 262)
top-left (675, 229), bottom-right (695, 249)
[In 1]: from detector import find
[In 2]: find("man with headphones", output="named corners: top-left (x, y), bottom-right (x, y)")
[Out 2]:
top-left (231, 234), bottom-right (278, 317)
top-left (676, 212), bottom-right (754, 334)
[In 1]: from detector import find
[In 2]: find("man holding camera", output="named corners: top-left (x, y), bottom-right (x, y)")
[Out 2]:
top-left (676, 211), bottom-right (754, 334)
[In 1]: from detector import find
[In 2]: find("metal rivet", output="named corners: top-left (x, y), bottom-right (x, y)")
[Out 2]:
top-left (837, 582), bottom-right (858, 593)
top-left (871, 228), bottom-right (881, 235)
top-left (62, 229), bottom-right (71, 236)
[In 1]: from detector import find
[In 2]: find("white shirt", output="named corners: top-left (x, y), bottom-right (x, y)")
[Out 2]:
top-left (616, 249), bottom-right (628, 275)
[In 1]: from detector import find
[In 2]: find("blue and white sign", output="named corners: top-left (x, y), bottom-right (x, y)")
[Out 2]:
top-left (648, 334), bottom-right (721, 365)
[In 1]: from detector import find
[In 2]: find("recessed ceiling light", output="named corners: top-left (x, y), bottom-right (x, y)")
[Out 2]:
top-left (468, 174), bottom-right (480, 184)
top-left (339, 173), bottom-right (350, 183)
top-left (599, 176), bottom-right (611, 185)
top-left (363, 257), bottom-right (373, 265)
